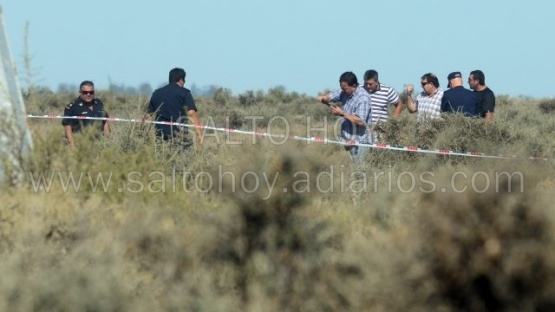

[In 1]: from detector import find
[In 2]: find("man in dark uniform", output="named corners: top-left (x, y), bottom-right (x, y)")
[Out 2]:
top-left (62, 80), bottom-right (110, 148)
top-left (441, 72), bottom-right (479, 117)
top-left (147, 67), bottom-right (202, 147)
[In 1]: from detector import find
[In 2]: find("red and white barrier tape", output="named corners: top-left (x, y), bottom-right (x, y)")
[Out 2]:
top-left (27, 114), bottom-right (549, 161)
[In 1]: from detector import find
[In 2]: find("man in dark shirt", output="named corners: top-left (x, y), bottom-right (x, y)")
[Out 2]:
top-left (441, 72), bottom-right (478, 117)
top-left (468, 70), bottom-right (495, 121)
top-left (147, 67), bottom-right (202, 147)
top-left (62, 80), bottom-right (110, 148)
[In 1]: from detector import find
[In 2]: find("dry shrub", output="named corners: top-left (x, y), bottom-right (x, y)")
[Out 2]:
top-left (376, 115), bottom-right (412, 146)
top-left (7, 89), bottom-right (555, 311)
top-left (213, 87), bottom-right (234, 106)
top-left (0, 193), bottom-right (133, 311)
top-left (0, 246), bottom-right (133, 312)
top-left (238, 90), bottom-right (258, 107)
top-left (538, 99), bottom-right (555, 114)
top-left (377, 113), bottom-right (516, 158)
top-left (22, 88), bottom-right (73, 115)
top-left (202, 144), bottom-right (363, 311)
top-left (433, 115), bottom-right (487, 153)
top-left (403, 166), bottom-right (555, 311)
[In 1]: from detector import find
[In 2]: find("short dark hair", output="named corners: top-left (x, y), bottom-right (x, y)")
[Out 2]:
top-left (339, 71), bottom-right (358, 87)
top-left (470, 70), bottom-right (485, 85)
top-left (79, 80), bottom-right (94, 90)
top-left (421, 73), bottom-right (439, 88)
top-left (169, 67), bottom-right (186, 84)
top-left (363, 69), bottom-right (379, 81)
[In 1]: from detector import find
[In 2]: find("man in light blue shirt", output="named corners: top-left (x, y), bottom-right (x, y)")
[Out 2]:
top-left (317, 71), bottom-right (372, 162)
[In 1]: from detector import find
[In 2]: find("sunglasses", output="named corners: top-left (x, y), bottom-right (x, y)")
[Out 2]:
top-left (81, 90), bottom-right (95, 95)
top-left (421, 82), bottom-right (430, 87)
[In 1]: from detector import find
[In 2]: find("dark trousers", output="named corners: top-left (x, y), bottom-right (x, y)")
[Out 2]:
top-left (155, 124), bottom-right (192, 148)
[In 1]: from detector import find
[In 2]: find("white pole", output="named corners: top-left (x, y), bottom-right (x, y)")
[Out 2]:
top-left (0, 5), bottom-right (33, 185)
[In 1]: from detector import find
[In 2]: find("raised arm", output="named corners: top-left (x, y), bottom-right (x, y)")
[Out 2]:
top-left (404, 84), bottom-right (417, 113)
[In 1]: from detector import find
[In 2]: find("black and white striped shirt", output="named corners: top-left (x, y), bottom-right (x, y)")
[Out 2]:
top-left (368, 83), bottom-right (400, 123)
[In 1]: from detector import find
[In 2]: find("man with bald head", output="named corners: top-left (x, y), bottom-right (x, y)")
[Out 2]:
top-left (440, 72), bottom-right (478, 117)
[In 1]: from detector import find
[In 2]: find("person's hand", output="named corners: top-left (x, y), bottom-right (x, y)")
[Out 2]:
top-left (330, 105), bottom-right (344, 117)
top-left (317, 95), bottom-right (329, 104)
top-left (405, 84), bottom-right (414, 94)
top-left (194, 126), bottom-right (204, 147)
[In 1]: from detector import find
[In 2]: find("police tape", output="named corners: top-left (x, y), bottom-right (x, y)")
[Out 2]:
top-left (27, 114), bottom-right (549, 161)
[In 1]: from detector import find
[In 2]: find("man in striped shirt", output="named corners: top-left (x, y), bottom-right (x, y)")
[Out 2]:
top-left (363, 69), bottom-right (403, 142)
top-left (363, 69), bottom-right (403, 124)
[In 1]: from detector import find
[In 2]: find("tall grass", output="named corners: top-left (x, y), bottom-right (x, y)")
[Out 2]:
top-left (1, 89), bottom-right (555, 311)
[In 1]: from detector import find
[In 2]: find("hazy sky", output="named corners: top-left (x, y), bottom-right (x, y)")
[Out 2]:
top-left (2, 0), bottom-right (554, 97)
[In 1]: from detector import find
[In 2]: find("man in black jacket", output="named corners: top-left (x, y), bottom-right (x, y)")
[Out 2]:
top-left (147, 67), bottom-right (203, 147)
top-left (62, 80), bottom-right (110, 148)
top-left (441, 72), bottom-right (479, 117)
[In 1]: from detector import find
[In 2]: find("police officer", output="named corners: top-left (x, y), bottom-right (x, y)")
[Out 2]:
top-left (147, 67), bottom-right (202, 147)
top-left (62, 80), bottom-right (110, 148)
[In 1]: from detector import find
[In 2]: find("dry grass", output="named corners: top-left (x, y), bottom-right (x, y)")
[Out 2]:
top-left (1, 89), bottom-right (555, 311)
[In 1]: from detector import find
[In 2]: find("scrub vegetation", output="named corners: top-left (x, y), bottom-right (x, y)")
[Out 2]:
top-left (2, 88), bottom-right (555, 311)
